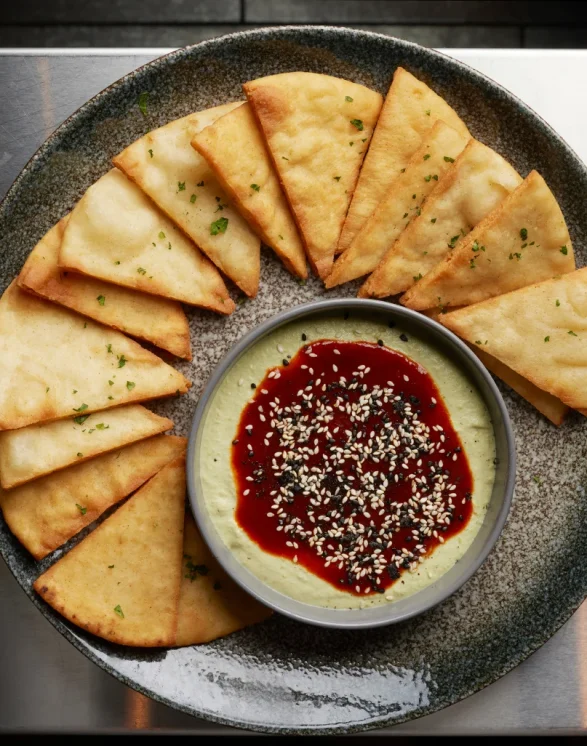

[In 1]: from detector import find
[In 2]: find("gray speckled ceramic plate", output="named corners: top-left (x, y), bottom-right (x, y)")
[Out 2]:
top-left (1, 27), bottom-right (587, 735)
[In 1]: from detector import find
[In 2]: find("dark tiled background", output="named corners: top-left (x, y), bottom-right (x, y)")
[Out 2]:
top-left (0, 0), bottom-right (585, 48)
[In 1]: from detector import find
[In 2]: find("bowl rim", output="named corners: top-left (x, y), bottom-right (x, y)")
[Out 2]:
top-left (187, 298), bottom-right (516, 629)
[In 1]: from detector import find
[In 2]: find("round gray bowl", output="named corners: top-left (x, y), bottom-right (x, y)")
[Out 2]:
top-left (187, 299), bottom-right (516, 629)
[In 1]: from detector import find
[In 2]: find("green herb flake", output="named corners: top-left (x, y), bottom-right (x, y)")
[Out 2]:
top-left (533, 475), bottom-right (542, 485)
top-left (210, 217), bottom-right (229, 236)
top-left (556, 299), bottom-right (561, 307)
top-left (95, 423), bottom-right (109, 430)
top-left (430, 218), bottom-right (437, 224)
top-left (544, 336), bottom-right (550, 342)
top-left (197, 180), bottom-right (204, 187)
top-left (97, 294), bottom-right (106, 306)
top-left (278, 234), bottom-right (284, 240)
top-left (469, 259), bottom-right (476, 269)
top-left (46, 387), bottom-right (50, 393)
top-left (349, 141), bottom-right (354, 146)
top-left (423, 153), bottom-right (431, 160)
top-left (413, 273), bottom-right (423, 281)
top-left (114, 260), bottom-right (121, 265)
top-left (400, 168), bottom-right (406, 173)
top-left (250, 183), bottom-right (260, 192)
top-left (106, 344), bottom-right (113, 354)
top-left (137, 267), bottom-right (147, 275)
top-left (560, 245), bottom-right (568, 255)
top-left (333, 176), bottom-right (341, 181)
top-left (568, 330), bottom-right (578, 337)
top-left (350, 118), bottom-right (364, 131)
top-left (138, 92), bottom-right (149, 116)
top-left (76, 452), bottom-right (83, 458)
top-left (402, 212), bottom-right (408, 219)
top-left (424, 175), bottom-right (432, 182)
top-left (73, 414), bottom-right (90, 425)
top-left (425, 109), bottom-right (431, 116)
top-left (448, 235), bottom-right (460, 249)
top-left (126, 381), bottom-right (136, 391)
top-left (114, 605), bottom-right (125, 619)
top-left (345, 95), bottom-right (354, 102)
top-left (444, 156), bottom-right (455, 163)
top-left (76, 503), bottom-right (87, 515)
top-left (177, 181), bottom-right (186, 192)
top-left (108, 565), bottom-right (114, 569)
top-left (117, 355), bottom-right (127, 368)
top-left (520, 227), bottom-right (528, 241)
top-left (73, 403), bottom-right (89, 413)
top-left (190, 194), bottom-right (197, 203)
top-left (148, 148), bottom-right (153, 158)
top-left (282, 156), bottom-right (289, 161)
top-left (184, 556), bottom-right (209, 582)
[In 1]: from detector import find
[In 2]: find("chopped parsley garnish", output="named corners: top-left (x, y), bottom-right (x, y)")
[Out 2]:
top-left (197, 180), bottom-right (204, 187)
top-left (430, 218), bottom-right (437, 224)
top-left (250, 183), bottom-right (260, 191)
top-left (114, 605), bottom-right (125, 619)
top-left (425, 109), bottom-right (431, 116)
top-left (148, 148), bottom-right (153, 158)
top-left (556, 299), bottom-right (561, 307)
top-left (76, 504), bottom-right (87, 515)
top-left (106, 344), bottom-right (113, 354)
top-left (469, 258), bottom-right (476, 269)
top-left (400, 168), bottom-right (406, 173)
top-left (349, 141), bottom-right (354, 146)
top-left (333, 176), bottom-right (341, 181)
top-left (278, 234), bottom-right (284, 240)
top-left (533, 475), bottom-right (542, 485)
top-left (158, 231), bottom-right (165, 239)
top-left (117, 355), bottom-right (127, 368)
top-left (444, 156), bottom-right (455, 163)
top-left (350, 119), bottom-right (364, 131)
top-left (509, 252), bottom-right (522, 260)
top-left (177, 181), bottom-right (186, 192)
top-left (190, 194), bottom-right (197, 203)
top-left (95, 423), bottom-right (109, 430)
top-left (126, 381), bottom-right (136, 391)
top-left (108, 565), bottom-right (114, 569)
top-left (184, 557), bottom-right (209, 582)
top-left (76, 452), bottom-right (83, 458)
top-left (424, 175), bottom-right (432, 182)
top-left (46, 387), bottom-right (50, 393)
top-left (168, 242), bottom-right (172, 250)
top-left (137, 267), bottom-right (147, 275)
top-left (568, 330), bottom-right (578, 336)
top-left (282, 156), bottom-right (289, 160)
top-left (403, 212), bottom-right (408, 218)
top-left (345, 95), bottom-right (354, 102)
top-left (544, 336), bottom-right (550, 342)
top-left (73, 403), bottom-right (89, 413)
top-left (560, 245), bottom-right (568, 255)
top-left (108, 380), bottom-right (114, 386)
top-left (423, 153), bottom-right (431, 160)
top-left (73, 415), bottom-right (90, 425)
top-left (114, 260), bottom-right (121, 265)
top-left (97, 295), bottom-right (106, 306)
top-left (413, 273), bottom-right (423, 281)
top-left (520, 227), bottom-right (528, 241)
top-left (138, 92), bottom-right (149, 116)
top-left (448, 235), bottom-right (460, 249)
top-left (210, 217), bottom-right (228, 235)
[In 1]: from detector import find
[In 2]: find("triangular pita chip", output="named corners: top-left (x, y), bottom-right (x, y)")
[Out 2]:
top-left (113, 104), bottom-right (261, 297)
top-left (34, 456), bottom-right (186, 646)
top-left (175, 514), bottom-right (271, 646)
top-left (192, 102), bottom-right (307, 279)
top-left (0, 404), bottom-right (173, 489)
top-left (59, 169), bottom-right (234, 312)
top-left (18, 216), bottom-right (191, 360)
top-left (473, 346), bottom-right (568, 426)
top-left (441, 269), bottom-right (587, 410)
top-left (0, 282), bottom-right (189, 430)
top-left (244, 72), bottom-right (383, 278)
top-left (325, 121), bottom-right (469, 288)
top-left (402, 171), bottom-right (575, 311)
top-left (337, 67), bottom-right (470, 254)
top-left (1, 435), bottom-right (186, 560)
top-left (360, 139), bottom-right (522, 298)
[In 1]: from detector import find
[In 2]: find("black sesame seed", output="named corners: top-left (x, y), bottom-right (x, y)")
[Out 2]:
top-left (377, 339), bottom-right (383, 346)
top-left (388, 320), bottom-right (396, 328)
top-left (283, 359), bottom-right (289, 366)
top-left (400, 333), bottom-right (408, 342)
top-left (301, 333), bottom-right (307, 341)
top-left (251, 383), bottom-right (256, 389)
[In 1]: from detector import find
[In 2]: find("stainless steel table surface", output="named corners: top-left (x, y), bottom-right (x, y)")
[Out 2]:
top-left (1, 48), bottom-right (586, 735)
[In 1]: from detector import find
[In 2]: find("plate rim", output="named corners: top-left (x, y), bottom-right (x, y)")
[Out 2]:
top-left (1, 25), bottom-right (586, 734)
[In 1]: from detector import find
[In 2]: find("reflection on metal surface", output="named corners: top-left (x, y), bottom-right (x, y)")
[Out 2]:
top-left (126, 689), bottom-right (152, 729)
top-left (38, 57), bottom-right (53, 139)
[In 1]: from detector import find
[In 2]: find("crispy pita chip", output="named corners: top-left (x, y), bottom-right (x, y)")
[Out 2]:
top-left (441, 269), bottom-right (587, 410)
top-left (473, 347), bottom-right (568, 426)
top-left (244, 72), bottom-right (382, 278)
top-left (0, 404), bottom-right (173, 489)
top-left (337, 67), bottom-right (470, 254)
top-left (360, 140), bottom-right (522, 298)
top-left (1, 435), bottom-right (186, 560)
top-left (175, 514), bottom-right (271, 646)
top-left (18, 216), bottom-right (191, 360)
top-left (113, 104), bottom-right (261, 297)
top-left (34, 456), bottom-right (186, 646)
top-left (325, 121), bottom-right (469, 288)
top-left (59, 169), bottom-right (234, 312)
top-left (192, 102), bottom-right (307, 280)
top-left (402, 171), bottom-right (575, 311)
top-left (0, 281), bottom-right (189, 431)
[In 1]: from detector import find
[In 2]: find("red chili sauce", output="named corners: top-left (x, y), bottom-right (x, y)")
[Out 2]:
top-left (231, 337), bottom-right (474, 597)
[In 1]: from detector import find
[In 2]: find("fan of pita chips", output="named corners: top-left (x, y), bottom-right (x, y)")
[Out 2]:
top-left (113, 104), bottom-right (261, 297)
top-left (360, 139), bottom-right (522, 299)
top-left (192, 102), bottom-right (307, 280)
top-left (325, 121), bottom-right (469, 288)
top-left (34, 456), bottom-right (186, 646)
top-left (18, 216), bottom-right (191, 360)
top-left (473, 347), bottom-right (569, 426)
top-left (402, 171), bottom-right (575, 311)
top-left (59, 169), bottom-right (234, 312)
top-left (0, 281), bottom-right (189, 431)
top-left (1, 434), bottom-right (186, 560)
top-left (175, 514), bottom-right (271, 646)
top-left (337, 67), bottom-right (470, 254)
top-left (0, 404), bottom-right (173, 490)
top-left (441, 268), bottom-right (587, 410)
top-left (244, 72), bottom-right (383, 278)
